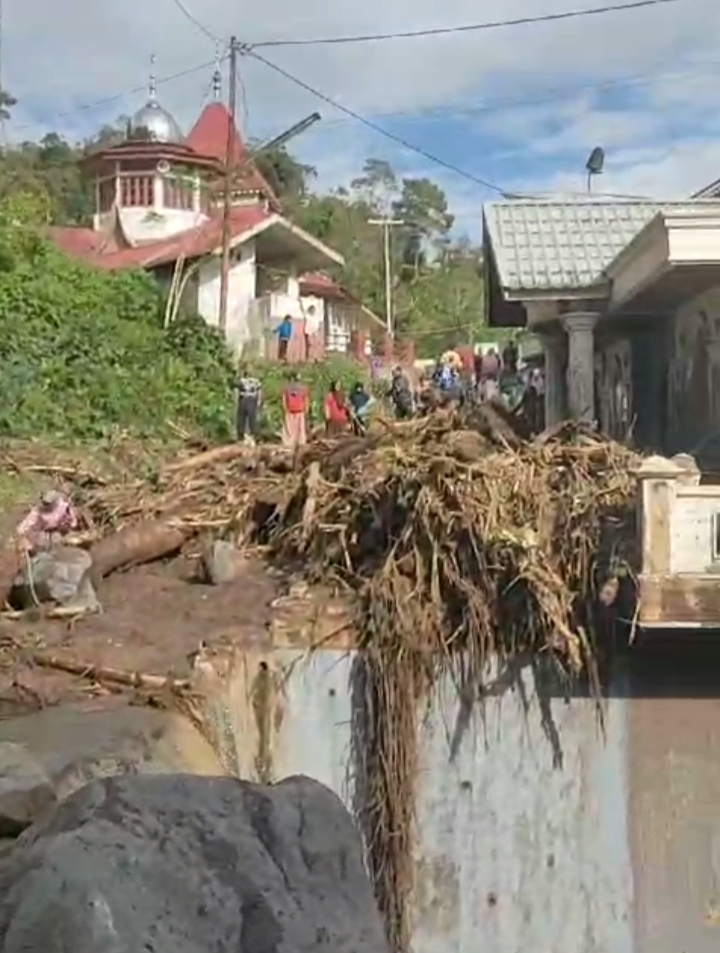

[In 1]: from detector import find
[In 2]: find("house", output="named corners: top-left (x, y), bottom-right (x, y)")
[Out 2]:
top-left (483, 195), bottom-right (720, 629)
top-left (49, 65), bottom-right (383, 357)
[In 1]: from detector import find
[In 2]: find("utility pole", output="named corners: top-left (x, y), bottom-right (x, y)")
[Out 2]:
top-left (368, 218), bottom-right (403, 335)
top-left (218, 36), bottom-right (239, 336)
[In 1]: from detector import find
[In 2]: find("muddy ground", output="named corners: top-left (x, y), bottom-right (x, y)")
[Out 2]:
top-left (0, 551), bottom-right (288, 718)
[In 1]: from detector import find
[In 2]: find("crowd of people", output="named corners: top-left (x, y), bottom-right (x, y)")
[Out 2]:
top-left (234, 365), bottom-right (377, 449)
top-left (232, 340), bottom-right (546, 450)
top-left (387, 341), bottom-right (545, 423)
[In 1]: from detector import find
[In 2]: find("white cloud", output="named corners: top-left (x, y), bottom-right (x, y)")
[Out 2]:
top-left (3, 0), bottom-right (720, 237)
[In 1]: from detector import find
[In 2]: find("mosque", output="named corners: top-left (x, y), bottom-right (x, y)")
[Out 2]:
top-left (50, 60), bottom-right (382, 357)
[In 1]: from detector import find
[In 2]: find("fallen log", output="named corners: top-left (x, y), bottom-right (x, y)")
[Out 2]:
top-left (29, 651), bottom-right (190, 691)
top-left (162, 443), bottom-right (246, 474)
top-left (90, 520), bottom-right (190, 579)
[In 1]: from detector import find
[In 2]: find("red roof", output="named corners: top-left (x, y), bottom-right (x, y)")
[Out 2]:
top-left (48, 226), bottom-right (123, 258)
top-left (187, 103), bottom-right (278, 204)
top-left (49, 205), bottom-right (273, 271)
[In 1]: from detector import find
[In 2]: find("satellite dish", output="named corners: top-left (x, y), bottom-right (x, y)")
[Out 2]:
top-left (586, 147), bottom-right (605, 175)
top-left (157, 159), bottom-right (170, 174)
top-left (585, 147), bottom-right (605, 193)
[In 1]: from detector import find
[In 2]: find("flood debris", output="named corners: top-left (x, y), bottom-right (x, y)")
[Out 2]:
top-left (0, 408), bottom-right (643, 950)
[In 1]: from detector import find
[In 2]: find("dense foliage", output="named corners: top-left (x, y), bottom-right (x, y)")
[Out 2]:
top-left (0, 194), bottom-right (237, 440)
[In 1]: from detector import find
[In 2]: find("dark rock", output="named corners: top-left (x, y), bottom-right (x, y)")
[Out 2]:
top-left (0, 773), bottom-right (388, 953)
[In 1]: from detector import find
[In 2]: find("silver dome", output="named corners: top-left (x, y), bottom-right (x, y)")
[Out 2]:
top-left (128, 100), bottom-right (184, 143)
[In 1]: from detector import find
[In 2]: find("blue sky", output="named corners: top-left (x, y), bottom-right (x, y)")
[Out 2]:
top-left (4, 0), bottom-right (720, 240)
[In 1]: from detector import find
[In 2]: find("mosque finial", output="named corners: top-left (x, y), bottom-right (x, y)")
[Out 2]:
top-left (212, 42), bottom-right (222, 100)
top-left (148, 53), bottom-right (157, 100)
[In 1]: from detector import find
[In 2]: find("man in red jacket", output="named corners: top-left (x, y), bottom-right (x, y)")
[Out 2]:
top-left (281, 372), bottom-right (309, 448)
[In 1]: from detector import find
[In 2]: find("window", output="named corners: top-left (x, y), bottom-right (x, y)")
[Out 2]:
top-left (120, 175), bottom-right (153, 207)
top-left (162, 177), bottom-right (194, 211)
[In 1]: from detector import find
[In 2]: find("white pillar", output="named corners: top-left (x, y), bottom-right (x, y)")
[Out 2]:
top-left (563, 312), bottom-right (599, 422)
top-left (539, 333), bottom-right (565, 426)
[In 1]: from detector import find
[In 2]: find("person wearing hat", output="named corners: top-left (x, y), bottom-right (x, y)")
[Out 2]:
top-left (16, 489), bottom-right (78, 554)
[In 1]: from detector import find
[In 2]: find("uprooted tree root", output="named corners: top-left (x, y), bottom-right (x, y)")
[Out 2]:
top-left (23, 408), bottom-right (641, 949)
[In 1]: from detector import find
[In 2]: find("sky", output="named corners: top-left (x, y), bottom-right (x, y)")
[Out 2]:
top-left (4, 0), bottom-right (720, 240)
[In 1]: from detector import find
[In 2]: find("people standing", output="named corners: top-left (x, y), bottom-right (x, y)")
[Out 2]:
top-left (281, 371), bottom-right (309, 449)
top-left (389, 365), bottom-right (413, 419)
top-left (479, 347), bottom-right (501, 401)
top-left (302, 304), bottom-right (316, 361)
top-left (349, 381), bottom-right (374, 434)
top-left (324, 380), bottom-right (350, 436)
top-left (274, 315), bottom-right (293, 362)
top-left (235, 364), bottom-right (262, 445)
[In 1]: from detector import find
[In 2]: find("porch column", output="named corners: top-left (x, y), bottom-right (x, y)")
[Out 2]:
top-left (538, 332), bottom-right (566, 426)
top-left (562, 312), bottom-right (599, 422)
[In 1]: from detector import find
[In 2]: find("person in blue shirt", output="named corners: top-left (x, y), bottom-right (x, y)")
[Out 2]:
top-left (274, 315), bottom-right (293, 362)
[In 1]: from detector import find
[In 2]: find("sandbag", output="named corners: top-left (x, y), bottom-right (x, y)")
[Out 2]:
top-left (0, 773), bottom-right (389, 953)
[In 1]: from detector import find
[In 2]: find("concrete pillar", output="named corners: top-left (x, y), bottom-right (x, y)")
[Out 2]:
top-left (563, 312), bottom-right (599, 421)
top-left (539, 332), bottom-right (566, 426)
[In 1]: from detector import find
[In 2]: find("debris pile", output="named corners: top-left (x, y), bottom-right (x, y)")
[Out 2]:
top-left (56, 407), bottom-right (640, 677)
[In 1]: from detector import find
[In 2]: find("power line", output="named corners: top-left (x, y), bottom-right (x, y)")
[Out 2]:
top-left (315, 57), bottom-right (720, 128)
top-left (167, 0), bottom-right (219, 42)
top-left (5, 42), bottom-right (713, 161)
top-left (249, 0), bottom-right (683, 48)
top-left (245, 49), bottom-right (506, 193)
top-left (11, 57), bottom-right (222, 134)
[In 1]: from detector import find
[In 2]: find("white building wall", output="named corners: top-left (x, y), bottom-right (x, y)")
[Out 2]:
top-left (95, 171), bottom-right (208, 243)
top-left (197, 239), bottom-right (257, 352)
top-left (114, 206), bottom-right (208, 244)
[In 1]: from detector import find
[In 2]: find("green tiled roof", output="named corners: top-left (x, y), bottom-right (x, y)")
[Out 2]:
top-left (482, 199), bottom-right (714, 292)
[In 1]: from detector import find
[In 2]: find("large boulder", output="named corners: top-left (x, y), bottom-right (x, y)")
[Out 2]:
top-left (0, 773), bottom-right (389, 953)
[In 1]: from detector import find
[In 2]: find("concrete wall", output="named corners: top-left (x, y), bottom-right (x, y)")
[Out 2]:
top-left (198, 646), bottom-right (633, 952)
top-left (192, 639), bottom-right (720, 953)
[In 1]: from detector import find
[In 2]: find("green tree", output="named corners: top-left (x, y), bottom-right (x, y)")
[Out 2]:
top-left (393, 178), bottom-right (454, 276)
top-left (253, 145), bottom-right (316, 202)
top-left (350, 158), bottom-right (398, 212)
